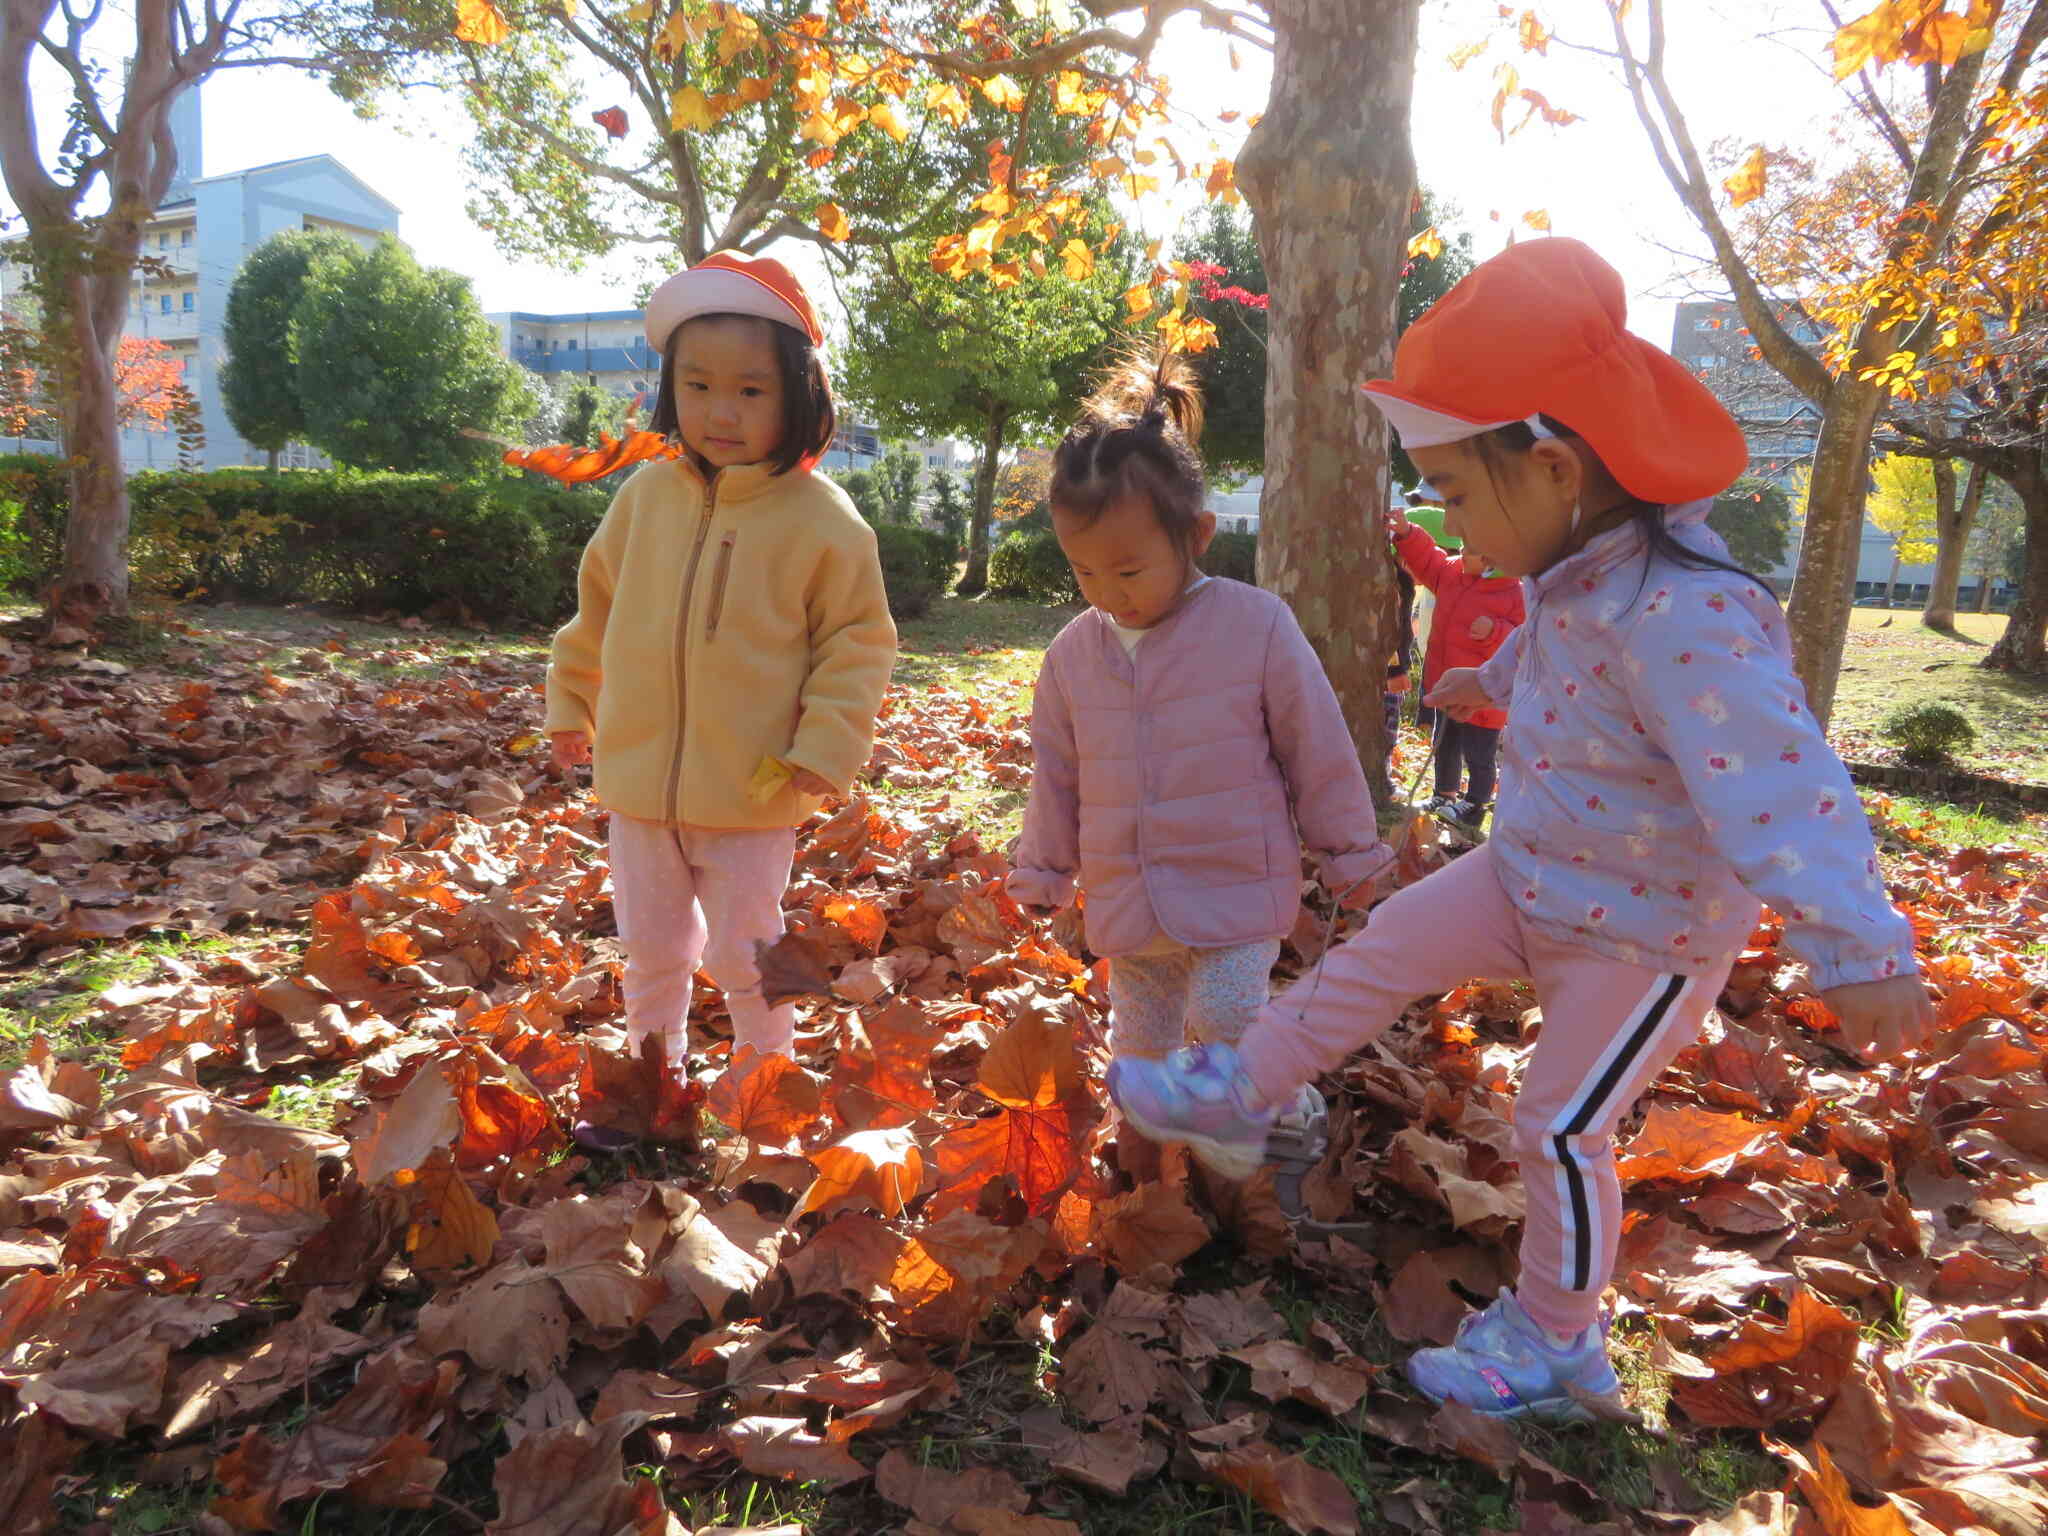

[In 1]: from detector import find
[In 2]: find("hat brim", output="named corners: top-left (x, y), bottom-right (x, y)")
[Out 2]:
top-left (645, 267), bottom-right (818, 353)
top-left (1359, 383), bottom-right (1526, 449)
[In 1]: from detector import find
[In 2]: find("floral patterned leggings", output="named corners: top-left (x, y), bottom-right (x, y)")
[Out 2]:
top-left (1107, 938), bottom-right (1283, 1062)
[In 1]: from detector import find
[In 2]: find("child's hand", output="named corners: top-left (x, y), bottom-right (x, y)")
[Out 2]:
top-left (1424, 667), bottom-right (1491, 717)
top-left (1386, 673), bottom-right (1412, 696)
top-left (1383, 508), bottom-right (1408, 540)
top-left (551, 731), bottom-right (591, 770)
top-left (1468, 615), bottom-right (1495, 641)
top-left (1821, 975), bottom-right (1936, 1062)
top-left (789, 767), bottom-right (836, 799)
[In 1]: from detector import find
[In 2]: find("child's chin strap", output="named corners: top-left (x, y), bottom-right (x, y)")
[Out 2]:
top-left (1524, 413), bottom-right (1582, 535)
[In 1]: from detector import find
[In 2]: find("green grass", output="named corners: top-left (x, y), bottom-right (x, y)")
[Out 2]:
top-left (894, 592), bottom-right (1076, 693)
top-left (1834, 608), bottom-right (2047, 784)
top-left (0, 931), bottom-right (246, 1075)
top-left (1866, 789), bottom-right (2048, 856)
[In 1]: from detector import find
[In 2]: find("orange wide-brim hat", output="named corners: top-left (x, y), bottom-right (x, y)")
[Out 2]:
top-left (645, 249), bottom-right (825, 354)
top-left (1361, 238), bottom-right (1746, 505)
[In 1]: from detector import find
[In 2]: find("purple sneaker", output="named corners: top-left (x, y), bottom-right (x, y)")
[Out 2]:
top-left (1406, 1289), bottom-right (1623, 1424)
top-left (1105, 1042), bottom-right (1278, 1179)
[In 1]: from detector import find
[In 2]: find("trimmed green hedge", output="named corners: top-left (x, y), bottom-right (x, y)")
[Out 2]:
top-left (873, 523), bottom-right (955, 621)
top-left (987, 524), bottom-right (1259, 604)
top-left (1, 457), bottom-right (605, 624)
top-left (988, 527), bottom-right (1079, 604)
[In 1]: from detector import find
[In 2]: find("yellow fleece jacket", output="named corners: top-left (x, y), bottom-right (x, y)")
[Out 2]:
top-left (544, 457), bottom-right (897, 830)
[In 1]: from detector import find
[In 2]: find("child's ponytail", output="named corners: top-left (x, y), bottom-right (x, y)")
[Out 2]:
top-left (1050, 344), bottom-right (1208, 556)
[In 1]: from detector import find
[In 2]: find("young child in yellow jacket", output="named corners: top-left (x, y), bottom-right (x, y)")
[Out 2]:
top-left (546, 251), bottom-right (896, 1074)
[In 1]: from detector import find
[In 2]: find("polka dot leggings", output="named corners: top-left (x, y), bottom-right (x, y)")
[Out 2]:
top-left (1106, 938), bottom-right (1283, 1062)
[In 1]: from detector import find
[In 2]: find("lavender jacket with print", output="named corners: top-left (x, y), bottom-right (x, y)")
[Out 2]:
top-left (1009, 579), bottom-right (1393, 958)
top-left (1474, 501), bottom-right (1914, 990)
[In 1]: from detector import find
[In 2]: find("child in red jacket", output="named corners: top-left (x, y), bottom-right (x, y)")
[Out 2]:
top-left (1387, 504), bottom-right (1525, 829)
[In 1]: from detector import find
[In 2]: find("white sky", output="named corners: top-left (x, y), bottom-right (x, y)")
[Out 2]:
top-left (2, 1), bottom-right (1851, 352)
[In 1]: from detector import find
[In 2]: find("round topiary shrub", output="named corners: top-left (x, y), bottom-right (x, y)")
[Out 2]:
top-left (1201, 529), bottom-right (1257, 584)
top-left (987, 527), bottom-right (1078, 604)
top-left (873, 523), bottom-right (954, 620)
top-left (1881, 701), bottom-right (1976, 767)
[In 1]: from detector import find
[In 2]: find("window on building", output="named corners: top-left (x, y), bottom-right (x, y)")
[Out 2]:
top-left (180, 228), bottom-right (193, 246)
top-left (566, 339), bottom-right (577, 351)
top-left (157, 233), bottom-right (168, 250)
top-left (181, 291), bottom-right (194, 311)
top-left (160, 295), bottom-right (172, 314)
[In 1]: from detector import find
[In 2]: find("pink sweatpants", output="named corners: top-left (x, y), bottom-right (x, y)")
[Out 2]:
top-left (608, 814), bottom-right (798, 1060)
top-left (1240, 845), bottom-right (1732, 1338)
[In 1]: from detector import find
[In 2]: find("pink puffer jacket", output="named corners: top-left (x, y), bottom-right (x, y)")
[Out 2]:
top-left (1009, 579), bottom-right (1392, 957)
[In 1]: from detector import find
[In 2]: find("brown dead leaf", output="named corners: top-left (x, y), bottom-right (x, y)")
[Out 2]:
top-left (1060, 1324), bottom-right (1161, 1422)
top-left (1672, 1285), bottom-right (1861, 1429)
top-left (1192, 1441), bottom-right (1360, 1536)
top-left (1092, 1173), bottom-right (1211, 1273)
top-left (394, 1148), bottom-right (498, 1278)
top-left (754, 930), bottom-right (837, 1006)
top-left (1231, 1339), bottom-right (1377, 1417)
top-left (875, 1445), bottom-right (1030, 1527)
top-left (721, 1414), bottom-right (865, 1485)
top-left (1383, 1250), bottom-right (1477, 1345)
top-left (486, 1413), bottom-right (663, 1534)
top-left (415, 1258), bottom-right (571, 1382)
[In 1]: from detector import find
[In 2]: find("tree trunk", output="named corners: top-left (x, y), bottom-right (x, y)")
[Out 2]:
top-left (1882, 552), bottom-right (1899, 608)
top-left (1976, 569), bottom-right (1993, 614)
top-left (49, 264), bottom-right (130, 626)
top-left (1784, 385), bottom-right (1881, 723)
top-left (1983, 458), bottom-right (2048, 673)
top-left (1922, 458), bottom-right (1981, 630)
top-left (1239, 0), bottom-right (1420, 805)
top-left (958, 399), bottom-right (1008, 598)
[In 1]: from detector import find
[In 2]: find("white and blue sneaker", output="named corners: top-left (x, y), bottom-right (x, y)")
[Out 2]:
top-left (1406, 1289), bottom-right (1624, 1424)
top-left (1105, 1042), bottom-right (1279, 1179)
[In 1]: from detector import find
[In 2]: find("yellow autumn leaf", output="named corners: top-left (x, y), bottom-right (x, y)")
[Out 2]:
top-left (869, 100), bottom-right (908, 142)
top-left (1028, 249), bottom-right (1049, 279)
top-left (624, 0), bottom-right (655, 18)
top-left (988, 261), bottom-right (1023, 290)
top-left (671, 85), bottom-right (716, 133)
top-left (1724, 145), bottom-right (1768, 208)
top-left (454, 0), bottom-right (511, 45)
top-left (735, 74), bottom-right (773, 103)
top-left (716, 7), bottom-right (761, 63)
top-left (980, 73), bottom-right (1027, 111)
top-left (926, 80), bottom-right (970, 127)
top-left (1122, 282), bottom-right (1155, 320)
top-left (1205, 158), bottom-right (1237, 200)
top-left (1406, 226), bottom-right (1445, 261)
top-left (1059, 238), bottom-right (1094, 281)
top-left (1178, 315), bottom-right (1219, 353)
top-left (975, 185), bottom-right (1016, 216)
top-left (1522, 207), bottom-right (1553, 232)
top-left (799, 109), bottom-right (843, 148)
top-left (816, 202), bottom-right (851, 242)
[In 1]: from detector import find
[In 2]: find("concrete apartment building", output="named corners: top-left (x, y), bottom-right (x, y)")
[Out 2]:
top-left (1, 87), bottom-right (400, 471)
top-left (1670, 298), bottom-right (1972, 602)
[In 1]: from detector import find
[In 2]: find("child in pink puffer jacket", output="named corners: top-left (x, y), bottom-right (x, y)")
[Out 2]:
top-left (1008, 349), bottom-right (1392, 1166)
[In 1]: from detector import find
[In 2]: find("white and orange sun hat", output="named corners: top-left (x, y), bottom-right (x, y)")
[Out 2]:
top-left (1361, 238), bottom-right (1747, 505)
top-left (644, 249), bottom-right (825, 354)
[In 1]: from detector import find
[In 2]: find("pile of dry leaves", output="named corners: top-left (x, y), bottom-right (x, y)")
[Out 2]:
top-left (1, 623), bottom-right (2045, 1536)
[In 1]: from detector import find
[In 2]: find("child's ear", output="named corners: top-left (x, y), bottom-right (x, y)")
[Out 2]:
top-left (1529, 437), bottom-right (1585, 499)
top-left (1191, 508), bottom-right (1218, 557)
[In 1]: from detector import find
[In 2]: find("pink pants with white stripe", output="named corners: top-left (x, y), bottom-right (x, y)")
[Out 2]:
top-left (608, 814), bottom-right (798, 1061)
top-left (1239, 845), bottom-right (1732, 1339)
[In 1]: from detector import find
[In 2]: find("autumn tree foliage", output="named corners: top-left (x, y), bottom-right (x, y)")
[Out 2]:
top-left (394, 0), bottom-right (1426, 787)
top-left (1487, 0), bottom-right (2048, 716)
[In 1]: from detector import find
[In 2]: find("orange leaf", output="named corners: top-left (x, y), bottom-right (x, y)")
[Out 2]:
top-left (817, 201), bottom-right (851, 242)
top-left (932, 1104), bottom-right (1078, 1217)
top-left (980, 73), bottom-right (1026, 111)
top-left (926, 80), bottom-right (970, 126)
top-left (795, 1127), bottom-right (925, 1219)
top-left (1616, 1103), bottom-right (1775, 1185)
top-left (1407, 226), bottom-right (1445, 261)
top-left (503, 429), bottom-right (682, 484)
top-left (708, 1046), bottom-right (824, 1143)
top-left (395, 1150), bottom-right (498, 1276)
top-left (823, 893), bottom-right (886, 952)
top-left (1521, 207), bottom-right (1552, 232)
top-left (1725, 145), bottom-right (1769, 208)
top-left (671, 84), bottom-right (717, 133)
top-left (454, 0), bottom-right (511, 45)
top-left (1058, 237), bottom-right (1094, 281)
top-left (1832, 7), bottom-right (1896, 80)
top-left (829, 997), bottom-right (937, 1130)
